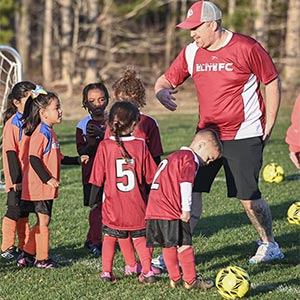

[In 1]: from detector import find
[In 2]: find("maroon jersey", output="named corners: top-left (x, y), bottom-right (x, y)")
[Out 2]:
top-left (76, 115), bottom-right (106, 185)
top-left (145, 147), bottom-right (199, 220)
top-left (89, 136), bottom-right (157, 231)
top-left (104, 113), bottom-right (163, 159)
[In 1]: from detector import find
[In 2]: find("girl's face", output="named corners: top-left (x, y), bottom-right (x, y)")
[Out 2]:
top-left (41, 97), bottom-right (62, 127)
top-left (86, 89), bottom-right (108, 117)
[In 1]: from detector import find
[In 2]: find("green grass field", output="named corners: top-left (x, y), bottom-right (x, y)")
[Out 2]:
top-left (0, 107), bottom-right (299, 300)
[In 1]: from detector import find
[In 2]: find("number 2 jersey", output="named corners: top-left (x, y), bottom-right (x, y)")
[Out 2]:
top-left (89, 136), bottom-right (157, 231)
top-left (164, 31), bottom-right (279, 141)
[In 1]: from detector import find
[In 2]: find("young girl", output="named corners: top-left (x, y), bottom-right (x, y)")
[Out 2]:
top-left (17, 88), bottom-right (88, 268)
top-left (89, 101), bottom-right (157, 284)
top-left (76, 83), bottom-right (109, 256)
top-left (107, 67), bottom-right (163, 275)
top-left (1, 81), bottom-right (36, 260)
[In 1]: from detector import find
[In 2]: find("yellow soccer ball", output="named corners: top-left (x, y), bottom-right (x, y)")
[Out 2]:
top-left (262, 163), bottom-right (284, 183)
top-left (216, 266), bottom-right (250, 299)
top-left (287, 202), bottom-right (300, 225)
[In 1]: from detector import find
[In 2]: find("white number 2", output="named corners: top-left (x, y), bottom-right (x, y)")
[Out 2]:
top-left (116, 159), bottom-right (135, 192)
top-left (151, 159), bottom-right (168, 190)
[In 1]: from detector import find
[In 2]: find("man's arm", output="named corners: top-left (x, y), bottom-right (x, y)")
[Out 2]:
top-left (263, 76), bottom-right (281, 141)
top-left (154, 75), bottom-right (178, 111)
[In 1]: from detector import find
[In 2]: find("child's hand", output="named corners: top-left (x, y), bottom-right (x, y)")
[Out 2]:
top-left (181, 211), bottom-right (191, 223)
top-left (80, 155), bottom-right (89, 164)
top-left (289, 152), bottom-right (300, 169)
top-left (87, 123), bottom-right (105, 139)
top-left (47, 178), bottom-right (60, 188)
top-left (13, 183), bottom-right (22, 192)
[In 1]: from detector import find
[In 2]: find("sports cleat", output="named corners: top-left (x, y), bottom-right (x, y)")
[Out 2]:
top-left (84, 241), bottom-right (102, 256)
top-left (0, 246), bottom-right (19, 260)
top-left (17, 252), bottom-right (35, 267)
top-left (34, 258), bottom-right (58, 269)
top-left (151, 254), bottom-right (167, 271)
top-left (125, 262), bottom-right (142, 275)
top-left (170, 278), bottom-right (182, 288)
top-left (151, 265), bottom-right (162, 275)
top-left (100, 272), bottom-right (117, 282)
top-left (249, 241), bottom-right (284, 264)
top-left (138, 270), bottom-right (156, 285)
top-left (183, 276), bottom-right (214, 290)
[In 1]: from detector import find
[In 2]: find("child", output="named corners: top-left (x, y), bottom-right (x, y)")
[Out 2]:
top-left (286, 93), bottom-right (300, 169)
top-left (89, 101), bottom-right (158, 284)
top-left (145, 129), bottom-right (223, 290)
top-left (1, 81), bottom-right (36, 260)
top-left (108, 67), bottom-right (163, 275)
top-left (76, 83), bottom-right (109, 256)
top-left (17, 88), bottom-right (88, 268)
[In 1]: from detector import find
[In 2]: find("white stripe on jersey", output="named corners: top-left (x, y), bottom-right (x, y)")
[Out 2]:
top-left (185, 42), bottom-right (199, 76)
top-left (235, 73), bottom-right (263, 139)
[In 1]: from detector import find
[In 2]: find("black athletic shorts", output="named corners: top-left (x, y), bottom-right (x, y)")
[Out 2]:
top-left (102, 225), bottom-right (146, 239)
top-left (20, 199), bottom-right (54, 217)
top-left (146, 219), bottom-right (192, 248)
top-left (193, 136), bottom-right (264, 200)
top-left (5, 189), bottom-right (29, 220)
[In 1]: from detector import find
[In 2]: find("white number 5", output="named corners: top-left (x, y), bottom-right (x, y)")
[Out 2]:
top-left (116, 159), bottom-right (135, 192)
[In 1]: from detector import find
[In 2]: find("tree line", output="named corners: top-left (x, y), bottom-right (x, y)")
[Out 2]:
top-left (0, 0), bottom-right (299, 99)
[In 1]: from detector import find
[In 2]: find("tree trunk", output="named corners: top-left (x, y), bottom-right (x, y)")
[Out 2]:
top-left (283, 0), bottom-right (300, 92)
top-left (165, 1), bottom-right (177, 69)
top-left (59, 0), bottom-right (73, 88)
top-left (15, 0), bottom-right (31, 74)
top-left (228, 0), bottom-right (236, 31)
top-left (84, 0), bottom-right (99, 84)
top-left (253, 0), bottom-right (267, 47)
top-left (43, 0), bottom-right (53, 84)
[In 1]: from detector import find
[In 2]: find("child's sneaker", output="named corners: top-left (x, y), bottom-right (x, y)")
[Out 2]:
top-left (0, 246), bottom-right (19, 260)
top-left (151, 254), bottom-right (166, 269)
top-left (34, 258), bottom-right (58, 269)
top-left (125, 262), bottom-right (142, 275)
top-left (183, 276), bottom-right (214, 290)
top-left (151, 265), bottom-right (162, 275)
top-left (17, 251), bottom-right (35, 267)
top-left (170, 278), bottom-right (182, 288)
top-left (100, 272), bottom-right (117, 282)
top-left (84, 241), bottom-right (102, 256)
top-left (249, 241), bottom-right (284, 264)
top-left (138, 270), bottom-right (156, 285)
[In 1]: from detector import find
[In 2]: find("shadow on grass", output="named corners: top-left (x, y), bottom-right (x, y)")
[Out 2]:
top-left (194, 200), bottom-right (295, 238)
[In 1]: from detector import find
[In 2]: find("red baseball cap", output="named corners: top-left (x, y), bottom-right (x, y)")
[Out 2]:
top-left (176, 1), bottom-right (222, 30)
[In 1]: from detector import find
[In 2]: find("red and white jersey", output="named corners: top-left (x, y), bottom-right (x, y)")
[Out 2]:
top-left (89, 136), bottom-right (157, 231)
top-left (286, 94), bottom-right (300, 152)
top-left (2, 112), bottom-right (29, 192)
top-left (22, 122), bottom-right (63, 201)
top-left (165, 31), bottom-right (279, 140)
top-left (76, 115), bottom-right (106, 185)
top-left (145, 147), bottom-right (199, 220)
top-left (104, 113), bottom-right (163, 158)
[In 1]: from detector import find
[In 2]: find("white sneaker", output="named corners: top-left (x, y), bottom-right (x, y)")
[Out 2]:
top-left (151, 254), bottom-right (166, 270)
top-left (249, 242), bottom-right (284, 264)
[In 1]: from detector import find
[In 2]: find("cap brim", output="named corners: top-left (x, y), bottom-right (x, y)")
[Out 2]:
top-left (176, 20), bottom-right (204, 29)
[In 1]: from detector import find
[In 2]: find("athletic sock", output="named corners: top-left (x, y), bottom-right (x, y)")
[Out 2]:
top-left (35, 225), bottom-right (49, 261)
top-left (23, 225), bottom-right (38, 256)
top-left (162, 247), bottom-right (181, 282)
top-left (102, 235), bottom-right (117, 273)
top-left (16, 217), bottom-right (30, 251)
top-left (1, 216), bottom-right (17, 252)
top-left (118, 236), bottom-right (137, 267)
top-left (133, 237), bottom-right (151, 274)
top-left (178, 247), bottom-right (197, 284)
top-left (88, 205), bottom-right (102, 246)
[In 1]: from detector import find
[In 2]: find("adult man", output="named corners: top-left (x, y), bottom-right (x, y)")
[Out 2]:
top-left (154, 0), bottom-right (283, 264)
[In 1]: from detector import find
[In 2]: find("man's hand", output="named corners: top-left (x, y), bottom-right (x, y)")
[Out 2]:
top-left (181, 211), bottom-right (191, 223)
top-left (156, 89), bottom-right (178, 111)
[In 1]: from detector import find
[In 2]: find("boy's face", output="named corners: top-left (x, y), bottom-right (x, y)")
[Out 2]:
top-left (196, 141), bottom-right (220, 166)
top-left (86, 89), bottom-right (108, 116)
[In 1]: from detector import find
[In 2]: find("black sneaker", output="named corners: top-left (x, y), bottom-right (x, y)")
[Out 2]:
top-left (34, 258), bottom-right (59, 269)
top-left (84, 241), bottom-right (102, 256)
top-left (1, 246), bottom-right (19, 260)
top-left (17, 251), bottom-right (35, 267)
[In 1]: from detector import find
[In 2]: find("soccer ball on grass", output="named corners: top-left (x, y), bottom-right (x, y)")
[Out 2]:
top-left (215, 266), bottom-right (250, 299)
top-left (287, 202), bottom-right (300, 225)
top-left (262, 163), bottom-right (284, 183)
